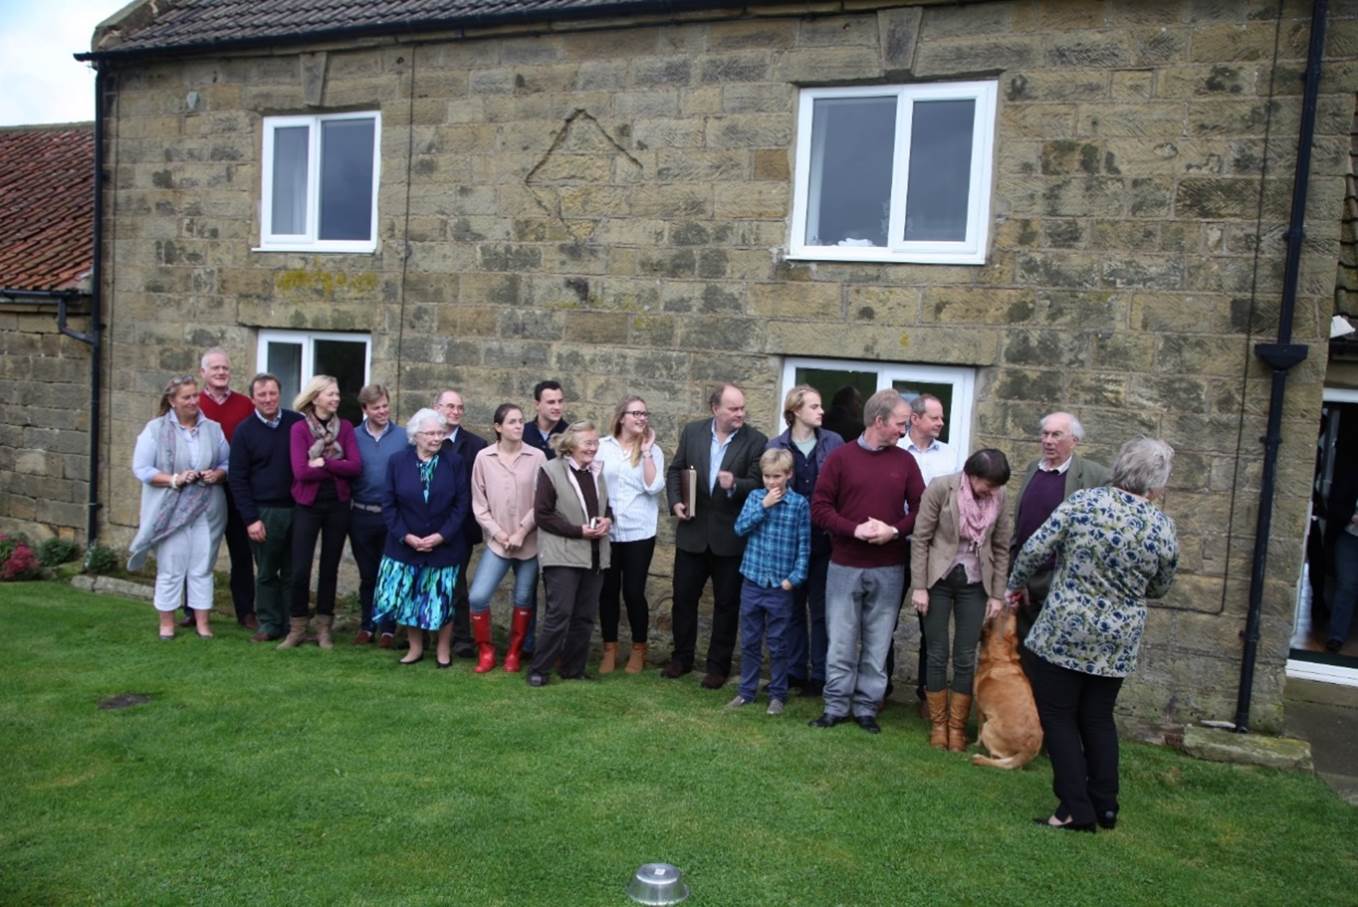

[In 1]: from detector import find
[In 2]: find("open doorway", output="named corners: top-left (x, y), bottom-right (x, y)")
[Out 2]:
top-left (1289, 387), bottom-right (1358, 685)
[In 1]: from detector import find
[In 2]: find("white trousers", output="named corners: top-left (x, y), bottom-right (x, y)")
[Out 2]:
top-left (153, 516), bottom-right (220, 612)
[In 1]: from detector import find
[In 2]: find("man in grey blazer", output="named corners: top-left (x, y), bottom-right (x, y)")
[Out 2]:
top-left (663, 383), bottom-right (768, 688)
top-left (1010, 411), bottom-right (1110, 646)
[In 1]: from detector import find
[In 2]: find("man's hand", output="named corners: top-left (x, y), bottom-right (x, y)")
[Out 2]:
top-left (717, 469), bottom-right (735, 491)
top-left (865, 518), bottom-right (896, 545)
top-left (247, 520), bottom-right (267, 543)
top-left (673, 503), bottom-right (690, 521)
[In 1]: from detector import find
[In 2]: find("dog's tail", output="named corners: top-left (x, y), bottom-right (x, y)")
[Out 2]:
top-left (970, 751), bottom-right (1036, 770)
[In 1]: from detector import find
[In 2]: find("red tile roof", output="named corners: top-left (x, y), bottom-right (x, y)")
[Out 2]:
top-left (0, 125), bottom-right (94, 292)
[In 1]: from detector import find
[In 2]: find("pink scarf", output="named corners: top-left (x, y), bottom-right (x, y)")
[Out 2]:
top-left (956, 474), bottom-right (999, 549)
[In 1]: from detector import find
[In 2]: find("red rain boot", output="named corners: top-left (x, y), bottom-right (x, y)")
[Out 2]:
top-left (503, 607), bottom-right (533, 673)
top-left (471, 611), bottom-right (496, 673)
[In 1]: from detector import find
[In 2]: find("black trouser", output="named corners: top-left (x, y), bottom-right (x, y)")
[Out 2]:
top-left (186, 486), bottom-right (255, 622)
top-left (671, 547), bottom-right (742, 676)
top-left (290, 490), bottom-right (350, 618)
top-left (532, 566), bottom-right (603, 678)
top-left (600, 537), bottom-right (656, 644)
top-left (1017, 571), bottom-right (1052, 679)
top-left (1026, 651), bottom-right (1124, 827)
top-left (348, 506), bottom-right (395, 634)
top-left (450, 549), bottom-right (474, 650)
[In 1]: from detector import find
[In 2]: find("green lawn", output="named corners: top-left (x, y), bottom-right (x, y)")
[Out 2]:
top-left (2, 581), bottom-right (1354, 906)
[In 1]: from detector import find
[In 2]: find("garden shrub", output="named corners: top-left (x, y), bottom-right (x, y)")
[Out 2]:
top-left (1, 541), bottom-right (41, 581)
top-left (84, 545), bottom-right (120, 576)
top-left (37, 538), bottom-right (82, 567)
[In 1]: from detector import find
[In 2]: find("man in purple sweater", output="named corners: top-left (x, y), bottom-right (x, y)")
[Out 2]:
top-left (809, 389), bottom-right (925, 733)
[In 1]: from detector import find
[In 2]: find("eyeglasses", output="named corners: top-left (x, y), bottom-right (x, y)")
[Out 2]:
top-left (624, 410), bottom-right (649, 418)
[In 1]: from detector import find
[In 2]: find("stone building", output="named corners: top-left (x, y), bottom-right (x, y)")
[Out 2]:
top-left (64, 0), bottom-right (1358, 733)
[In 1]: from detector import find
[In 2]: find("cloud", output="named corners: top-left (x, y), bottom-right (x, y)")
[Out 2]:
top-left (0, 0), bottom-right (128, 126)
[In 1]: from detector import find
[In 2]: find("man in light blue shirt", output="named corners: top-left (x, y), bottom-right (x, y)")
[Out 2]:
top-left (349, 384), bottom-right (407, 645)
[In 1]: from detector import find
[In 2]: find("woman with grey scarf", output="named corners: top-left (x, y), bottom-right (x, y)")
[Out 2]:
top-left (129, 374), bottom-right (229, 640)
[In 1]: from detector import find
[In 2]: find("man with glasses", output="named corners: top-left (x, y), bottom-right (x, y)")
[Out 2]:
top-left (436, 389), bottom-right (488, 658)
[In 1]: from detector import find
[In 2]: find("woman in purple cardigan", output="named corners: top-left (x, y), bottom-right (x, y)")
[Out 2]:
top-left (279, 375), bottom-right (362, 651)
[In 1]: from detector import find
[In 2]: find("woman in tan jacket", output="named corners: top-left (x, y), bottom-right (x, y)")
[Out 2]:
top-left (910, 449), bottom-right (1013, 751)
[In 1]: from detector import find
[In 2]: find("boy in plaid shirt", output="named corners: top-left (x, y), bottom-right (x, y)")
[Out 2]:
top-left (727, 448), bottom-right (811, 715)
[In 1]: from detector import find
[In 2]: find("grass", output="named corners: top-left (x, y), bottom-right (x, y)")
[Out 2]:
top-left (1, 581), bottom-right (1355, 906)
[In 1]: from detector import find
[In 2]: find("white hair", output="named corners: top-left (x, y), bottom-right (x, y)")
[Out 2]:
top-left (200, 347), bottom-right (230, 369)
top-left (1112, 438), bottom-right (1174, 495)
top-left (405, 407), bottom-right (449, 441)
top-left (1040, 411), bottom-right (1084, 441)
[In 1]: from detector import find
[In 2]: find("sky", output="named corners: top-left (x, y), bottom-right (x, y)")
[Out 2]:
top-left (0, 0), bottom-right (131, 126)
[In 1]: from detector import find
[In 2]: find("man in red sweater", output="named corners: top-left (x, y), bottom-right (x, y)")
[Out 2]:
top-left (197, 347), bottom-right (258, 629)
top-left (809, 389), bottom-right (924, 733)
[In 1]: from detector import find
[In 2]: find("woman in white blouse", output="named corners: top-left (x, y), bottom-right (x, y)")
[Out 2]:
top-left (467, 403), bottom-right (547, 673)
top-left (595, 396), bottom-right (665, 673)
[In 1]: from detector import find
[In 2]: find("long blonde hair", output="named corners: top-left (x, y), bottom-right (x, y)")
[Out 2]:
top-left (293, 375), bottom-right (339, 414)
top-left (157, 374), bottom-right (198, 416)
top-left (610, 396), bottom-right (648, 467)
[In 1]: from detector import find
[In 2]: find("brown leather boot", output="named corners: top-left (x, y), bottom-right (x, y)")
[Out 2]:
top-left (947, 692), bottom-right (972, 752)
top-left (315, 614), bottom-right (334, 650)
top-left (625, 643), bottom-right (647, 674)
top-left (276, 617), bottom-right (309, 650)
top-left (926, 690), bottom-right (949, 749)
top-left (599, 642), bottom-right (618, 674)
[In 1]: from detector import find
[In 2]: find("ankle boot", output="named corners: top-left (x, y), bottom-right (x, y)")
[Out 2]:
top-left (599, 641), bottom-right (618, 674)
top-left (926, 690), bottom-right (949, 749)
top-left (625, 642), bottom-right (647, 674)
top-left (315, 614), bottom-right (334, 650)
top-left (471, 611), bottom-right (496, 673)
top-left (503, 607), bottom-right (532, 673)
top-left (276, 616), bottom-right (309, 650)
top-left (947, 692), bottom-right (972, 752)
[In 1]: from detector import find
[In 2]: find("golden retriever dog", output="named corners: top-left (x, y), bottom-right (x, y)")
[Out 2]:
top-left (971, 608), bottom-right (1042, 770)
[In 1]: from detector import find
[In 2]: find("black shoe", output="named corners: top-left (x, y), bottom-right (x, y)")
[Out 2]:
top-left (436, 658), bottom-right (452, 670)
top-left (452, 642), bottom-right (476, 658)
top-left (527, 672), bottom-right (549, 687)
top-left (399, 653), bottom-right (424, 665)
top-left (661, 659), bottom-right (691, 679)
top-left (1326, 638), bottom-right (1343, 653)
top-left (701, 672), bottom-right (728, 690)
top-left (855, 715), bottom-right (881, 734)
top-left (800, 680), bottom-right (824, 698)
top-left (1033, 817), bottom-right (1096, 833)
top-left (1097, 811), bottom-right (1117, 830)
top-left (808, 712), bottom-right (848, 728)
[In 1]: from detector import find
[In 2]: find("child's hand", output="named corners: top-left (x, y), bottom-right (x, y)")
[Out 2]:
top-left (762, 487), bottom-right (784, 509)
top-left (780, 579), bottom-right (793, 591)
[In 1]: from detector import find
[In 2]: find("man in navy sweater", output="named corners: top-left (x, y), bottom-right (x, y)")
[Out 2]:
top-left (809, 389), bottom-right (925, 733)
top-left (229, 373), bottom-right (304, 642)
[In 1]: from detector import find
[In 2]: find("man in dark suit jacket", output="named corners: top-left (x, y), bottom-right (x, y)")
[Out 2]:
top-left (663, 383), bottom-right (767, 688)
top-left (1010, 411), bottom-right (1110, 645)
top-left (437, 389), bottom-right (489, 658)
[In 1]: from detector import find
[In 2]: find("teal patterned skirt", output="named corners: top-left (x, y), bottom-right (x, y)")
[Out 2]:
top-left (371, 557), bottom-right (460, 631)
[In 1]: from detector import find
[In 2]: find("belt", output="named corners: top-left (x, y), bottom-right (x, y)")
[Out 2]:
top-left (351, 501), bottom-right (383, 513)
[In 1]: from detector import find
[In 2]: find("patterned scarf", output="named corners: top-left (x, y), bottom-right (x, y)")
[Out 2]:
top-left (127, 413), bottom-right (213, 570)
top-left (418, 454), bottom-right (439, 503)
top-left (305, 411), bottom-right (342, 461)
top-left (956, 473), bottom-right (1000, 550)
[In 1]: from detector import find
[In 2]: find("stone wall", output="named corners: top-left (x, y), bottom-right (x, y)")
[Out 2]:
top-left (95, 0), bottom-right (1358, 733)
top-left (0, 303), bottom-right (92, 539)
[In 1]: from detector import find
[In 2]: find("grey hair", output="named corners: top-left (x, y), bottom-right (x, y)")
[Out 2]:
top-left (553, 419), bottom-right (599, 456)
top-left (405, 407), bottom-right (449, 442)
top-left (1041, 411), bottom-right (1085, 441)
top-left (863, 388), bottom-right (907, 427)
top-left (200, 347), bottom-right (229, 369)
top-left (1111, 437), bottom-right (1174, 495)
top-left (909, 393), bottom-right (941, 417)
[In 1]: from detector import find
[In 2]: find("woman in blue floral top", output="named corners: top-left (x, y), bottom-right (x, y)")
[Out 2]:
top-left (1007, 437), bottom-right (1178, 833)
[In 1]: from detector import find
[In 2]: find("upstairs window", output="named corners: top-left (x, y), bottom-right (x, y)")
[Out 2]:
top-left (790, 82), bottom-right (996, 265)
top-left (259, 111), bottom-right (381, 252)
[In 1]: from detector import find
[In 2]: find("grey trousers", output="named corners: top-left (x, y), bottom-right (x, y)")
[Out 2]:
top-left (530, 566), bottom-right (603, 679)
top-left (922, 564), bottom-right (988, 695)
top-left (823, 562), bottom-right (905, 718)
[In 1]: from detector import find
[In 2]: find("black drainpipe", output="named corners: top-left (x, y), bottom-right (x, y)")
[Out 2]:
top-left (1233, 0), bottom-right (1327, 734)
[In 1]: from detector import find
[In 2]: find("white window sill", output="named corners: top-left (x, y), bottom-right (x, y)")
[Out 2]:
top-left (786, 246), bottom-right (986, 266)
top-left (253, 242), bottom-right (377, 254)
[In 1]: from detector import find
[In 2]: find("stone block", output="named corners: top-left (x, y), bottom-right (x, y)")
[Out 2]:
top-left (748, 282), bottom-right (842, 320)
top-left (1005, 70), bottom-right (1109, 102)
top-left (914, 37), bottom-right (1041, 76)
top-left (564, 310), bottom-right (629, 344)
top-left (708, 19), bottom-right (797, 51)
top-left (700, 52), bottom-right (770, 84)
top-left (705, 113), bottom-right (793, 149)
top-left (877, 7), bottom-right (922, 70)
top-left (1182, 725), bottom-right (1312, 771)
top-left (1044, 32), bottom-right (1134, 68)
top-left (1156, 334), bottom-right (1249, 377)
top-left (714, 182), bottom-right (787, 220)
top-left (772, 46), bottom-right (883, 82)
top-left (845, 286), bottom-right (921, 325)
top-left (922, 287), bottom-right (1036, 324)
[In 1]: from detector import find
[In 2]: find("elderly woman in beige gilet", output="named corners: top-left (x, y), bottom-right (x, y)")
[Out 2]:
top-left (527, 421), bottom-right (613, 687)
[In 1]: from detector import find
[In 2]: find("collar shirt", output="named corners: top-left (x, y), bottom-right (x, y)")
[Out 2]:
top-left (255, 409), bottom-right (282, 429)
top-left (734, 487), bottom-right (811, 589)
top-left (708, 420), bottom-right (736, 494)
top-left (596, 435), bottom-right (666, 542)
top-left (905, 437), bottom-right (954, 487)
top-left (472, 444), bottom-right (547, 559)
top-left (352, 419), bottom-right (408, 504)
top-left (1041, 455), bottom-right (1074, 475)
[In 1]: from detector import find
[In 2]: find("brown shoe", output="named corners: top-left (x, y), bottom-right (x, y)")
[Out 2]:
top-left (249, 629), bottom-right (280, 643)
top-left (240, 613), bottom-right (259, 630)
top-left (625, 643), bottom-right (647, 674)
top-left (599, 642), bottom-right (618, 674)
top-left (660, 659), bottom-right (690, 679)
top-left (700, 672), bottom-right (727, 690)
top-left (926, 690), bottom-right (949, 750)
top-left (947, 692), bottom-right (972, 753)
top-left (276, 617), bottom-right (309, 650)
top-left (353, 630), bottom-right (373, 645)
top-left (378, 632), bottom-right (395, 649)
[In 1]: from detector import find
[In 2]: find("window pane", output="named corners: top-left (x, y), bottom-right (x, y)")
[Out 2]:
top-left (794, 367), bottom-right (879, 441)
top-left (266, 342), bottom-right (302, 408)
top-left (903, 99), bottom-right (974, 243)
top-left (314, 339), bottom-right (368, 424)
top-left (805, 96), bottom-right (896, 248)
top-left (318, 119), bottom-right (375, 241)
top-left (271, 126), bottom-right (309, 235)
top-left (892, 379), bottom-right (955, 445)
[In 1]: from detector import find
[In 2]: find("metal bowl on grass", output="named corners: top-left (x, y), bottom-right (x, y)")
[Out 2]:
top-left (625, 863), bottom-right (690, 905)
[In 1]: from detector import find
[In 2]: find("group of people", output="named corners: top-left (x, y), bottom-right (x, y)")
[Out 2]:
top-left (131, 349), bottom-right (1179, 832)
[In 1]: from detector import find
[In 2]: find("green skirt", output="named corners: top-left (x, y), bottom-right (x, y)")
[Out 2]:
top-left (371, 557), bottom-right (460, 631)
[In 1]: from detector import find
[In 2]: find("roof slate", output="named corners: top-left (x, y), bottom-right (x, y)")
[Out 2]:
top-left (0, 126), bottom-right (95, 292)
top-left (89, 0), bottom-right (734, 57)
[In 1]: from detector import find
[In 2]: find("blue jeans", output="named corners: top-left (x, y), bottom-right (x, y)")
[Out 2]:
top-left (785, 553), bottom-right (829, 684)
top-left (468, 549), bottom-right (539, 623)
top-left (1331, 532), bottom-right (1358, 644)
top-left (824, 562), bottom-right (905, 719)
top-left (738, 579), bottom-right (792, 702)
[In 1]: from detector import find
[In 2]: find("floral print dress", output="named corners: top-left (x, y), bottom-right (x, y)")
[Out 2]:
top-left (1008, 486), bottom-right (1178, 678)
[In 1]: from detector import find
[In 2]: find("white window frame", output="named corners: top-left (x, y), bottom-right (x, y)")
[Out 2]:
top-left (256, 329), bottom-right (372, 393)
top-left (789, 81), bottom-right (997, 266)
top-left (778, 356), bottom-right (975, 473)
top-left (257, 111), bottom-right (381, 253)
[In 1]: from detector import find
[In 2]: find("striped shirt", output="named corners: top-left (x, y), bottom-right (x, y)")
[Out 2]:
top-left (734, 486), bottom-right (811, 589)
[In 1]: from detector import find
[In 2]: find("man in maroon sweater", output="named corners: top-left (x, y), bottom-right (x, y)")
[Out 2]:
top-left (197, 347), bottom-right (258, 629)
top-left (809, 389), bottom-right (925, 733)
